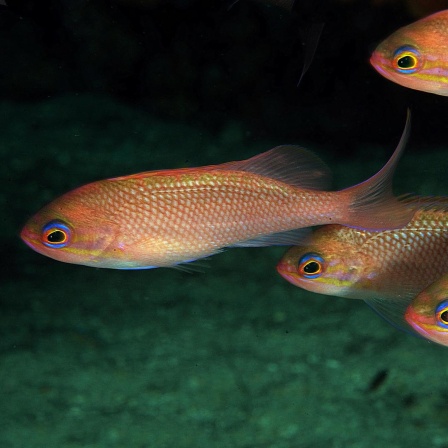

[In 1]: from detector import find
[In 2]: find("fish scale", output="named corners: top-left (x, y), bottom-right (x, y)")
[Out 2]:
top-left (106, 173), bottom-right (325, 245)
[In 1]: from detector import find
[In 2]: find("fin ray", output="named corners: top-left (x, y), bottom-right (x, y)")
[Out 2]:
top-left (364, 296), bottom-right (421, 338)
top-left (231, 228), bottom-right (310, 247)
top-left (222, 145), bottom-right (332, 190)
top-left (341, 109), bottom-right (414, 230)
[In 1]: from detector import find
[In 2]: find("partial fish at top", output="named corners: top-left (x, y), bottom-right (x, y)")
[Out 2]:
top-left (371, 9), bottom-right (448, 95)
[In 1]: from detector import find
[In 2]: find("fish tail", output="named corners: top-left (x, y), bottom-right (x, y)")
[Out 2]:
top-left (340, 110), bottom-right (414, 231)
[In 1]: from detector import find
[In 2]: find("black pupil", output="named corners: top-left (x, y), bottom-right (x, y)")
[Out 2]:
top-left (48, 230), bottom-right (65, 243)
top-left (398, 56), bottom-right (414, 68)
top-left (304, 261), bottom-right (320, 274)
top-left (440, 310), bottom-right (448, 323)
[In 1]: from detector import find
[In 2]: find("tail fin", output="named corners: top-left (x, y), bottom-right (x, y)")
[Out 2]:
top-left (340, 109), bottom-right (414, 231)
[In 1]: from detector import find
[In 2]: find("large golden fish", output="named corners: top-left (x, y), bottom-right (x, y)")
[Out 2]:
top-left (21, 119), bottom-right (412, 270)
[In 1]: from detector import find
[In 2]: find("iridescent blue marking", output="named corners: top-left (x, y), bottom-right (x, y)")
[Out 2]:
top-left (436, 300), bottom-right (448, 329)
top-left (299, 253), bottom-right (324, 279)
top-left (42, 220), bottom-right (71, 249)
top-left (393, 45), bottom-right (420, 74)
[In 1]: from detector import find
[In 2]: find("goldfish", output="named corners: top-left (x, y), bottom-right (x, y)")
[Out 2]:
top-left (277, 196), bottom-right (448, 332)
top-left (370, 9), bottom-right (448, 96)
top-left (21, 118), bottom-right (412, 270)
top-left (405, 272), bottom-right (448, 346)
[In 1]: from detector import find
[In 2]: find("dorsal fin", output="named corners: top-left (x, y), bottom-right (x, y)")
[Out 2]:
top-left (219, 145), bottom-right (332, 190)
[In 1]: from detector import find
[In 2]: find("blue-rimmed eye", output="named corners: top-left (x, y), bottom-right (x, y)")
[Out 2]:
top-left (392, 46), bottom-right (420, 74)
top-left (41, 221), bottom-right (71, 248)
top-left (435, 300), bottom-right (448, 329)
top-left (298, 253), bottom-right (324, 279)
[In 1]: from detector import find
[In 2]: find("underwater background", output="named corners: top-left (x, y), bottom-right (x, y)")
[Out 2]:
top-left (3, 0), bottom-right (448, 446)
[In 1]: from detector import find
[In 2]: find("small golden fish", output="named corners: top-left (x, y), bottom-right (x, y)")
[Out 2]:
top-left (277, 196), bottom-right (448, 335)
top-left (370, 10), bottom-right (448, 95)
top-left (277, 197), bottom-right (448, 300)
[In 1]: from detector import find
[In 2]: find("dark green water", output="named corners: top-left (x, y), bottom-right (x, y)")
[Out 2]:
top-left (2, 1), bottom-right (448, 447)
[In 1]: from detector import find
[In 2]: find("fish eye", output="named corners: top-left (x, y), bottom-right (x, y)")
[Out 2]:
top-left (397, 55), bottom-right (417, 69)
top-left (392, 46), bottom-right (420, 73)
top-left (435, 300), bottom-right (448, 329)
top-left (41, 221), bottom-right (71, 249)
top-left (298, 253), bottom-right (324, 279)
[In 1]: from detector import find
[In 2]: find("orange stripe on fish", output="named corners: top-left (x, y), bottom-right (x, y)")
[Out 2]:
top-left (21, 116), bottom-right (412, 270)
top-left (370, 10), bottom-right (448, 95)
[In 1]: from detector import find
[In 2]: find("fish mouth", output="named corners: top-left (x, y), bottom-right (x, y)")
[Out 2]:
top-left (278, 271), bottom-right (297, 285)
top-left (404, 305), bottom-right (419, 326)
top-left (404, 306), bottom-right (448, 345)
top-left (276, 260), bottom-right (295, 277)
top-left (20, 226), bottom-right (39, 250)
top-left (370, 52), bottom-right (391, 77)
top-left (276, 261), bottom-right (304, 288)
top-left (370, 48), bottom-right (402, 75)
top-left (404, 305), bottom-right (432, 337)
top-left (369, 51), bottom-right (380, 67)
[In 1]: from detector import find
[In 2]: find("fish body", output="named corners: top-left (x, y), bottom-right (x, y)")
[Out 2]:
top-left (370, 10), bottom-right (448, 95)
top-left (405, 273), bottom-right (448, 346)
top-left (277, 198), bottom-right (448, 303)
top-left (21, 126), bottom-right (412, 269)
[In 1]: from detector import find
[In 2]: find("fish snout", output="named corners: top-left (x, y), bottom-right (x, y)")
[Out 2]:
top-left (20, 224), bottom-right (39, 249)
top-left (404, 303), bottom-right (434, 340)
top-left (276, 259), bottom-right (298, 284)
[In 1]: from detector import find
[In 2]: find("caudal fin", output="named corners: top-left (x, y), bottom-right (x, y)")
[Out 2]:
top-left (340, 110), bottom-right (414, 231)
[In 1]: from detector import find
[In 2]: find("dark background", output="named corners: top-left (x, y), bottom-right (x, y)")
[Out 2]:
top-left (3, 3), bottom-right (448, 446)
top-left (2, 0), bottom-right (448, 153)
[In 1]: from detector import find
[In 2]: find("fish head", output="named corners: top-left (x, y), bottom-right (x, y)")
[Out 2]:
top-left (21, 182), bottom-right (119, 268)
top-left (276, 225), bottom-right (375, 299)
top-left (405, 275), bottom-right (448, 346)
top-left (370, 11), bottom-right (448, 95)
